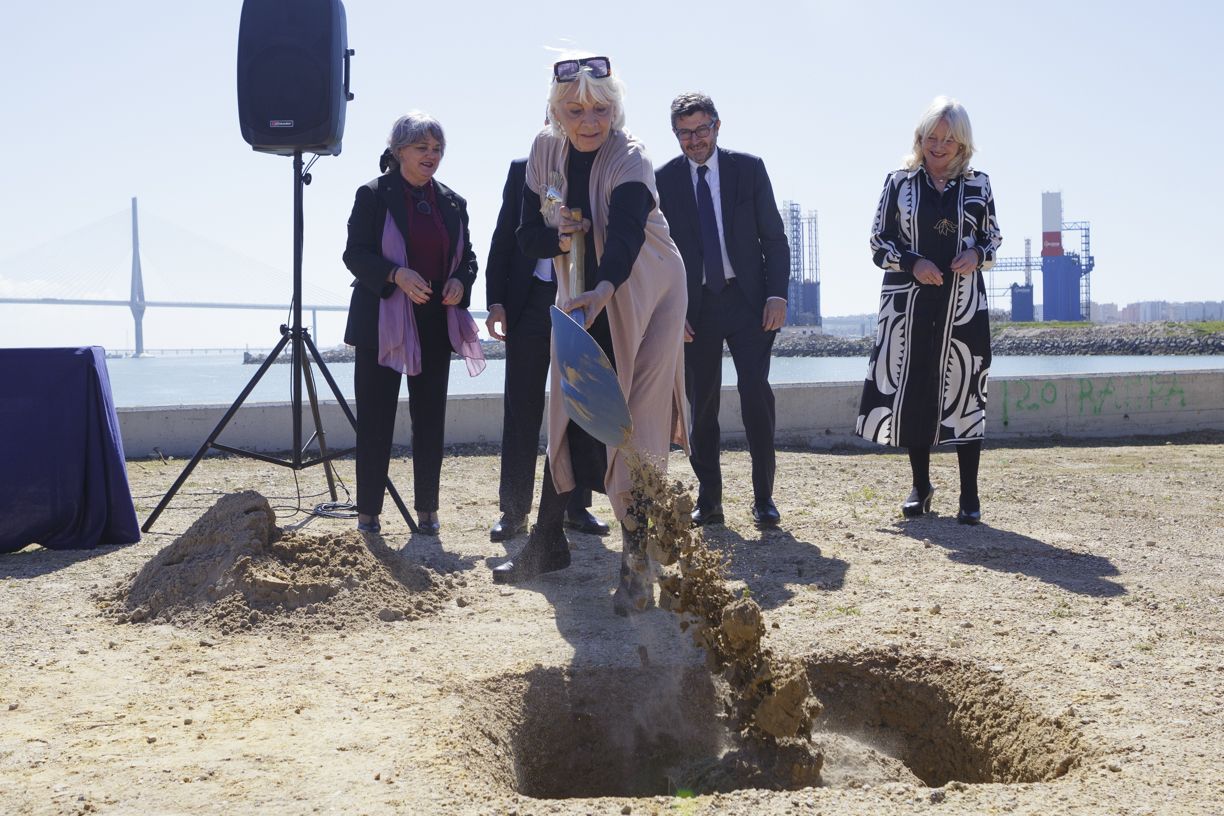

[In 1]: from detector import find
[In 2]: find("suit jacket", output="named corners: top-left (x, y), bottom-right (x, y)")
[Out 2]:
top-left (655, 147), bottom-right (790, 326)
top-left (483, 158), bottom-right (541, 331)
top-left (341, 171), bottom-right (477, 348)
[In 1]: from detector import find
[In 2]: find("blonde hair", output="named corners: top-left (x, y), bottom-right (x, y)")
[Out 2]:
top-left (546, 52), bottom-right (627, 137)
top-left (903, 96), bottom-right (975, 178)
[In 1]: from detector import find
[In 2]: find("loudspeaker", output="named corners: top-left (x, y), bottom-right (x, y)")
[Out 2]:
top-left (237, 0), bottom-right (353, 156)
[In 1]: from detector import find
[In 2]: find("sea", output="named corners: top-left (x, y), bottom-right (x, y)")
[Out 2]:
top-left (103, 353), bottom-right (1224, 409)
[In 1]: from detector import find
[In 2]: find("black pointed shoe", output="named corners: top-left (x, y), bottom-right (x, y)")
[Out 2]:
top-left (901, 485), bottom-right (935, 518)
top-left (489, 513), bottom-right (528, 542)
top-left (564, 509), bottom-right (611, 536)
top-left (691, 503), bottom-right (724, 527)
top-left (752, 499), bottom-right (781, 527)
top-left (491, 533), bottom-right (572, 585)
top-left (957, 498), bottom-right (982, 526)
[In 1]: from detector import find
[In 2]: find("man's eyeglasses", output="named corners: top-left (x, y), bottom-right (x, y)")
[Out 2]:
top-left (674, 120), bottom-right (717, 141)
top-left (410, 186), bottom-right (431, 215)
top-left (553, 56), bottom-right (612, 82)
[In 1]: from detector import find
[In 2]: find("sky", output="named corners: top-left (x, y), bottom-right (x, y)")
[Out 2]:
top-left (2, 0), bottom-right (1222, 351)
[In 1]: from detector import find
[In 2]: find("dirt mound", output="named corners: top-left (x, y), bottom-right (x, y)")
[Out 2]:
top-left (100, 491), bottom-right (455, 633)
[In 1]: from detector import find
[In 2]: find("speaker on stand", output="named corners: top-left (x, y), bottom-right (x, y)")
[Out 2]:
top-left (144, 0), bottom-right (418, 533)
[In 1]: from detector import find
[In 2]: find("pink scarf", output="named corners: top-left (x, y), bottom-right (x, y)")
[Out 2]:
top-left (377, 210), bottom-right (486, 377)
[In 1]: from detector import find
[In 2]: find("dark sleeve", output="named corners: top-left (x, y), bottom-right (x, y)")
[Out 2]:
top-left (752, 158), bottom-right (791, 300)
top-left (595, 181), bottom-right (654, 290)
top-left (869, 173), bottom-right (919, 273)
top-left (974, 174), bottom-right (1002, 271)
top-left (341, 183), bottom-right (397, 299)
top-left (516, 188), bottom-right (563, 259)
top-left (484, 165), bottom-right (518, 308)
top-left (454, 197), bottom-right (478, 310)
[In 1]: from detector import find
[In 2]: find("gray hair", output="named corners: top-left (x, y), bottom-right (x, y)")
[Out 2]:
top-left (388, 111), bottom-right (446, 155)
top-left (546, 53), bottom-right (627, 137)
top-left (669, 92), bottom-right (718, 128)
top-left (903, 96), bottom-right (975, 177)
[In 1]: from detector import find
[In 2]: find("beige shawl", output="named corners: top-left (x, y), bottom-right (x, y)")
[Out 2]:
top-left (526, 127), bottom-right (689, 519)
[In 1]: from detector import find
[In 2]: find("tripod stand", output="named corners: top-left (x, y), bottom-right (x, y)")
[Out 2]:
top-left (142, 151), bottom-right (416, 534)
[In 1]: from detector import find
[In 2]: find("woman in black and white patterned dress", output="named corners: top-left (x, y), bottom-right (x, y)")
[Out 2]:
top-left (855, 96), bottom-right (1002, 524)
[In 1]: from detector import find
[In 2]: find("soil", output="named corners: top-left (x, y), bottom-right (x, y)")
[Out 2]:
top-left (2, 436), bottom-right (1223, 815)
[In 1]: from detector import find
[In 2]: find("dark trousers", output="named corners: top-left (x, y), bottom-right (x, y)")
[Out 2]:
top-left (354, 293), bottom-right (452, 515)
top-left (498, 278), bottom-right (589, 519)
top-left (685, 281), bottom-right (777, 509)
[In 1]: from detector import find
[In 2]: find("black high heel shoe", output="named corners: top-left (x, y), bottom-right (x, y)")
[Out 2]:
top-left (956, 498), bottom-right (981, 526)
top-left (901, 485), bottom-right (935, 518)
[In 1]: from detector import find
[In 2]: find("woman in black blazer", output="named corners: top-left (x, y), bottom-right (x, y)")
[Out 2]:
top-left (341, 111), bottom-right (484, 536)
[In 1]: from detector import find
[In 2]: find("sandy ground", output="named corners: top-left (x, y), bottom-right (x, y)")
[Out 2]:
top-left (2, 436), bottom-right (1223, 815)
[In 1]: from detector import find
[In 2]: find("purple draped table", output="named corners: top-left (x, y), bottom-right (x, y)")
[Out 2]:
top-left (0, 347), bottom-right (141, 553)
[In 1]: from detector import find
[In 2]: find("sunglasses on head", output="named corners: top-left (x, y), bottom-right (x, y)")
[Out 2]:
top-left (553, 56), bottom-right (611, 82)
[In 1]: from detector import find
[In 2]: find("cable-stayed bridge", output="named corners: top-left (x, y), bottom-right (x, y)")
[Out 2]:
top-left (0, 199), bottom-right (351, 355)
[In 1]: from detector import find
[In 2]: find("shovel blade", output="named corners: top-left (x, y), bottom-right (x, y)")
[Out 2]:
top-left (550, 305), bottom-right (632, 449)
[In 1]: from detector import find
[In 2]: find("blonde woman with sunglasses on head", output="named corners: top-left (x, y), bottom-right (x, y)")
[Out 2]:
top-left (491, 55), bottom-right (688, 617)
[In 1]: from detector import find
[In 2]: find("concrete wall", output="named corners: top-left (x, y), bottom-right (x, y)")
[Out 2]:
top-left (117, 370), bottom-right (1224, 458)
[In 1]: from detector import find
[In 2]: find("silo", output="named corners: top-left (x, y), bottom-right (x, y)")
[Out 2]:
top-left (1040, 192), bottom-right (1083, 321)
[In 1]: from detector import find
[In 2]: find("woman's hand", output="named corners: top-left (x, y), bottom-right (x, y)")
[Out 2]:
top-left (562, 280), bottom-right (614, 329)
top-left (912, 258), bottom-right (944, 286)
top-left (441, 278), bottom-right (464, 306)
top-left (394, 267), bottom-right (432, 304)
top-left (950, 249), bottom-right (980, 276)
top-left (556, 205), bottom-right (591, 254)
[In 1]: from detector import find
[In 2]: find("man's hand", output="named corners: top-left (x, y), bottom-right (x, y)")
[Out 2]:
top-left (486, 304), bottom-right (507, 341)
top-left (762, 297), bottom-right (787, 332)
top-left (684, 319), bottom-right (695, 343)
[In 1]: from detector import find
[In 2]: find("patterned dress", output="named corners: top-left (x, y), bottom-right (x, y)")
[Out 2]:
top-left (856, 167), bottom-right (1003, 448)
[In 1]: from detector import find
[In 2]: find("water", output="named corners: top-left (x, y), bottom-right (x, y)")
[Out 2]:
top-left (102, 353), bottom-right (1224, 408)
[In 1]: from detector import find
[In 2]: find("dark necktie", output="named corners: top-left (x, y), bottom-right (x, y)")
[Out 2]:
top-left (695, 165), bottom-right (726, 293)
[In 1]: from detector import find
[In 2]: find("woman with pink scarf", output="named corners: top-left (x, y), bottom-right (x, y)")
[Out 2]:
top-left (341, 112), bottom-right (485, 537)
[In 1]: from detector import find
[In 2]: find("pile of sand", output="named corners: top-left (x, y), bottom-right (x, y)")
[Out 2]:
top-left (100, 491), bottom-right (454, 634)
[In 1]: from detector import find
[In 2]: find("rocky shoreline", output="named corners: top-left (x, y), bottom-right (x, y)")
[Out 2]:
top-left (244, 321), bottom-right (1224, 364)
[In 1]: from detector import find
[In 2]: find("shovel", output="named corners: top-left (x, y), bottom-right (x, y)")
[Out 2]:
top-left (549, 208), bottom-right (633, 449)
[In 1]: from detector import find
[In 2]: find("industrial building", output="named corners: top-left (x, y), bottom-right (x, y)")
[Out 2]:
top-left (988, 191), bottom-right (1095, 322)
top-left (779, 201), bottom-right (821, 327)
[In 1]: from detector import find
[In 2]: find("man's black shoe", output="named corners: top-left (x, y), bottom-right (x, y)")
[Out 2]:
top-left (490, 514), bottom-right (528, 543)
top-left (752, 499), bottom-right (781, 527)
top-left (491, 544), bottom-right (571, 584)
top-left (564, 509), bottom-right (610, 536)
top-left (691, 504), bottom-right (724, 527)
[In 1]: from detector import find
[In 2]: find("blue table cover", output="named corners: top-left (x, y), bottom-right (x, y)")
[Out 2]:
top-left (0, 347), bottom-right (141, 553)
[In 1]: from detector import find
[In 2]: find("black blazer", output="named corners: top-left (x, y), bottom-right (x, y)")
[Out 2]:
top-left (341, 171), bottom-right (477, 348)
top-left (655, 148), bottom-right (790, 326)
top-left (483, 158), bottom-right (540, 331)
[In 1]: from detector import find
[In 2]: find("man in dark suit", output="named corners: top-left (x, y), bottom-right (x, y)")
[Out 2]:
top-left (655, 92), bottom-right (790, 528)
top-left (485, 157), bottom-right (608, 542)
